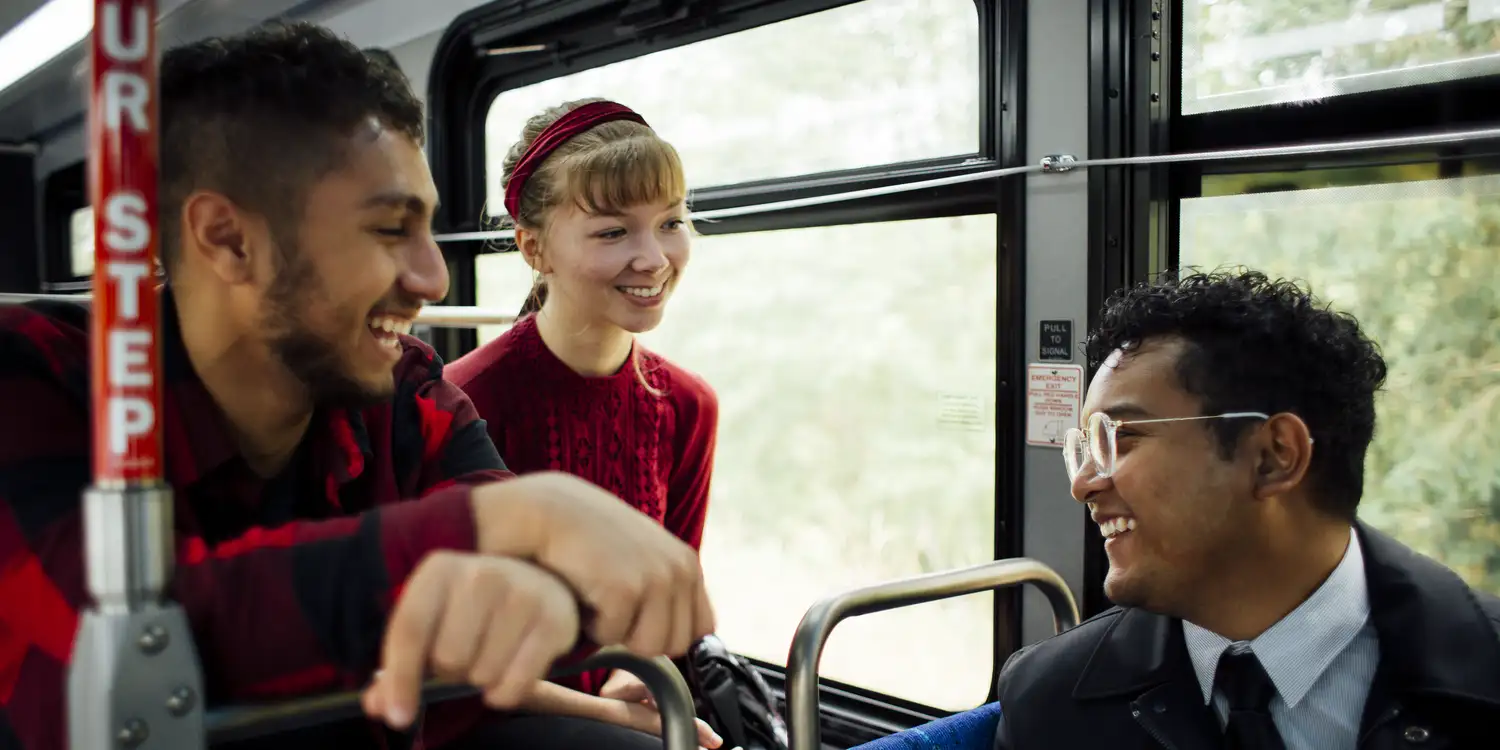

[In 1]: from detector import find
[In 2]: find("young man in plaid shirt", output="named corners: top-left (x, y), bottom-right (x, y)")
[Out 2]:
top-left (0, 22), bottom-right (713, 750)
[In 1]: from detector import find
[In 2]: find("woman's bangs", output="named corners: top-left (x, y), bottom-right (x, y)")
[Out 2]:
top-left (561, 134), bottom-right (687, 216)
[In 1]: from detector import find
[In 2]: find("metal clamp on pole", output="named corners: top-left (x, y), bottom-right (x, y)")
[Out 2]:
top-left (1040, 154), bottom-right (1077, 173)
top-left (204, 646), bottom-right (698, 750)
top-left (67, 2), bottom-right (209, 750)
top-left (784, 557), bottom-right (1080, 750)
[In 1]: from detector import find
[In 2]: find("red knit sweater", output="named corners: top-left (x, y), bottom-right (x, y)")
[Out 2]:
top-left (446, 313), bottom-right (718, 695)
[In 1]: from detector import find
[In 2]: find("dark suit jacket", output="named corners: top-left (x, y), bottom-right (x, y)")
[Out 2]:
top-left (993, 522), bottom-right (1500, 749)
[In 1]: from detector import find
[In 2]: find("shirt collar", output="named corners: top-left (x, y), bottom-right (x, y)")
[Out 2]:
top-left (160, 285), bottom-right (371, 490)
top-left (1182, 526), bottom-right (1371, 708)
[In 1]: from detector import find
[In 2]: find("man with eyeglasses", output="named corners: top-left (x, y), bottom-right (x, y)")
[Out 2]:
top-left (991, 270), bottom-right (1499, 750)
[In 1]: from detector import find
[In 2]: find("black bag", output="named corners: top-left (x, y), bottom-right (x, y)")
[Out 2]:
top-left (681, 635), bottom-right (790, 750)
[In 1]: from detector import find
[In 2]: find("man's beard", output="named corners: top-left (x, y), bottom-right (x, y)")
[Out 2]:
top-left (261, 244), bottom-right (394, 410)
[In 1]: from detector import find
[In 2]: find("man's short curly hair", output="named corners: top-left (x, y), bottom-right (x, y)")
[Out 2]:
top-left (159, 22), bottom-right (424, 274)
top-left (1084, 269), bottom-right (1388, 520)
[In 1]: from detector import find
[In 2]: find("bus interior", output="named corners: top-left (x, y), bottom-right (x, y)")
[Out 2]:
top-left (1, 0), bottom-right (1498, 747)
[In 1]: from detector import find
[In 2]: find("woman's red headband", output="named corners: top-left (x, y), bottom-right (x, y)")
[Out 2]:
top-left (502, 100), bottom-right (650, 220)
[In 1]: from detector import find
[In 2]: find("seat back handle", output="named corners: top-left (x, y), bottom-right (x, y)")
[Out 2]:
top-left (204, 646), bottom-right (697, 749)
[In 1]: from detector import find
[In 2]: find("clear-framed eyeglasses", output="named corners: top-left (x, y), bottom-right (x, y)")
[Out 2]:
top-left (1063, 411), bottom-right (1271, 481)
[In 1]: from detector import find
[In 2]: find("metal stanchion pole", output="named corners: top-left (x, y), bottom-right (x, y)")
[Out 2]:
top-left (66, 2), bottom-right (207, 748)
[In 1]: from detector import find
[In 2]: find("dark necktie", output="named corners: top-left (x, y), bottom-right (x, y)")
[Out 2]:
top-left (1216, 648), bottom-right (1288, 750)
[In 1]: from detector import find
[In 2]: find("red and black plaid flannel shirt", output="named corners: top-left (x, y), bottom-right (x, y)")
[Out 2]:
top-left (0, 289), bottom-right (514, 750)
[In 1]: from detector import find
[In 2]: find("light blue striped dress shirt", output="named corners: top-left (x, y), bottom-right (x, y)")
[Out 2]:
top-left (1182, 527), bottom-right (1380, 750)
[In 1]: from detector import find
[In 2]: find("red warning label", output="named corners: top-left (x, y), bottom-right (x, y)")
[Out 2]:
top-left (1026, 363), bottom-right (1084, 448)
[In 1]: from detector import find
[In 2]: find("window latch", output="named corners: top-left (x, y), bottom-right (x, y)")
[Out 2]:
top-left (616, 0), bottom-right (704, 36)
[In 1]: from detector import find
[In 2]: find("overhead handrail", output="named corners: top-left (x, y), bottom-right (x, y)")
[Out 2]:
top-left (204, 646), bottom-right (698, 750)
top-left (783, 557), bottom-right (1079, 750)
top-left (42, 123), bottom-right (1500, 250)
top-left (34, 122), bottom-right (1500, 293)
top-left (429, 123), bottom-right (1500, 243)
top-left (0, 294), bottom-right (517, 328)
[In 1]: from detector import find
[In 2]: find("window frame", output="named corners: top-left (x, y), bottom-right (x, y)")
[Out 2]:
top-left (1173, 0), bottom-right (1500, 151)
top-left (36, 160), bottom-right (85, 291)
top-left (427, 0), bottom-right (1028, 731)
top-left (0, 148), bottom-right (40, 294)
top-left (1084, 0), bottom-right (1176, 620)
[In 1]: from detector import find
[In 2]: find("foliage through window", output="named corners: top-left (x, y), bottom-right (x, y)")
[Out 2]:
top-left (475, 214), bottom-right (999, 710)
top-left (1180, 172), bottom-right (1500, 594)
top-left (1181, 0), bottom-right (1500, 113)
top-left (483, 0), bottom-right (981, 214)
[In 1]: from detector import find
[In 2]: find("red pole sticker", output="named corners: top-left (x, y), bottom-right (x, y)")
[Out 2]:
top-left (90, 0), bottom-right (162, 485)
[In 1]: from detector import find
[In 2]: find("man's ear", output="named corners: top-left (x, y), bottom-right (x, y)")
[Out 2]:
top-left (1251, 412), bottom-right (1314, 501)
top-left (180, 191), bottom-right (264, 285)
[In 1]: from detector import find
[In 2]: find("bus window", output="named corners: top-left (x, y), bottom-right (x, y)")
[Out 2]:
top-left (479, 216), bottom-right (998, 711)
top-left (1181, 0), bottom-right (1500, 114)
top-left (477, 0), bottom-right (994, 711)
top-left (1180, 170), bottom-right (1500, 597)
top-left (483, 0), bottom-right (981, 210)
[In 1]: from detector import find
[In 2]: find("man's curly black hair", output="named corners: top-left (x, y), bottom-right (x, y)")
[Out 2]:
top-left (1084, 269), bottom-right (1388, 520)
top-left (159, 22), bottom-right (424, 275)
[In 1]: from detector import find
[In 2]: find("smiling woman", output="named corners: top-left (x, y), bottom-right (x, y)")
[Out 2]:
top-left (444, 98), bottom-right (720, 745)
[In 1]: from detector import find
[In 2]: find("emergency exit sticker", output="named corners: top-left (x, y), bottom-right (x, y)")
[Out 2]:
top-left (1026, 363), bottom-right (1085, 448)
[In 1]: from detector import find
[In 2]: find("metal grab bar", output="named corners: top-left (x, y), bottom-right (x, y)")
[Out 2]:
top-left (784, 557), bottom-right (1079, 750)
top-left (204, 646), bottom-right (697, 749)
top-left (0, 294), bottom-right (518, 328)
top-left (431, 123), bottom-right (1500, 241)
